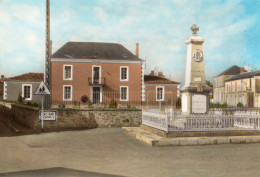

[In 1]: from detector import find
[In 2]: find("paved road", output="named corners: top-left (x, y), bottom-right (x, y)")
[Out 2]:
top-left (0, 128), bottom-right (260, 177)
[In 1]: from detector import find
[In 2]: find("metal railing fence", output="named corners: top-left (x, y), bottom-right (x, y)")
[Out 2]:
top-left (142, 108), bottom-right (260, 132)
top-left (50, 91), bottom-right (178, 108)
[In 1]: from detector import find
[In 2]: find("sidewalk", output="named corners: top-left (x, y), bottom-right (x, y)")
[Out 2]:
top-left (122, 127), bottom-right (260, 146)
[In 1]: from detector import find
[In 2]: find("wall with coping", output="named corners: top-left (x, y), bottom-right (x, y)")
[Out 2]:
top-left (11, 104), bottom-right (141, 129)
top-left (0, 103), bottom-right (11, 117)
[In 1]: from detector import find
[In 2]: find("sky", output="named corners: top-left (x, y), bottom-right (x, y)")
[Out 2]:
top-left (0, 0), bottom-right (260, 84)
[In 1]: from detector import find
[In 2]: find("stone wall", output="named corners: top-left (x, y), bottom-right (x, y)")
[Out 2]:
top-left (11, 104), bottom-right (39, 129)
top-left (0, 103), bottom-right (11, 117)
top-left (10, 104), bottom-right (141, 130)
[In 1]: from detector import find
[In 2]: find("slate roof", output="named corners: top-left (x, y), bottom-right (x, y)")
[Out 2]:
top-left (225, 70), bottom-right (260, 82)
top-left (7, 73), bottom-right (44, 82)
top-left (215, 65), bottom-right (242, 77)
top-left (52, 42), bottom-right (142, 61)
top-left (144, 75), bottom-right (180, 85)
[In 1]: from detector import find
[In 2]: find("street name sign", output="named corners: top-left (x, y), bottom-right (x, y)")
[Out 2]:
top-left (39, 110), bottom-right (57, 121)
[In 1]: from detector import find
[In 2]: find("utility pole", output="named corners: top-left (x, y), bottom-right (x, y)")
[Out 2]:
top-left (45, 0), bottom-right (52, 107)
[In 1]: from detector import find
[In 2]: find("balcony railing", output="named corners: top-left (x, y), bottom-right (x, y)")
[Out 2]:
top-left (88, 77), bottom-right (106, 85)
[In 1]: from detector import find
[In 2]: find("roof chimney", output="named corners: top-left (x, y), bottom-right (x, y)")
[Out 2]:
top-left (135, 43), bottom-right (139, 57)
top-left (154, 67), bottom-right (159, 76)
top-left (244, 66), bottom-right (248, 72)
top-left (240, 67), bottom-right (246, 73)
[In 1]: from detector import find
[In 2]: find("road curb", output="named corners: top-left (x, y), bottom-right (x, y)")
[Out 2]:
top-left (122, 127), bottom-right (260, 147)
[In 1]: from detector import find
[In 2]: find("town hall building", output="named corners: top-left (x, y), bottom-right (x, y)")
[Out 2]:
top-left (50, 42), bottom-right (145, 106)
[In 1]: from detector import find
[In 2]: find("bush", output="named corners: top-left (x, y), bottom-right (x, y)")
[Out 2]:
top-left (17, 93), bottom-right (24, 104)
top-left (237, 102), bottom-right (244, 108)
top-left (32, 102), bottom-right (39, 107)
top-left (26, 101), bottom-right (39, 107)
top-left (176, 97), bottom-right (181, 108)
top-left (73, 101), bottom-right (80, 108)
top-left (26, 101), bottom-right (32, 106)
top-left (109, 99), bottom-right (117, 108)
top-left (209, 102), bottom-right (215, 108)
top-left (222, 103), bottom-right (227, 108)
top-left (58, 103), bottom-right (66, 109)
top-left (88, 100), bottom-right (93, 108)
top-left (210, 102), bottom-right (228, 108)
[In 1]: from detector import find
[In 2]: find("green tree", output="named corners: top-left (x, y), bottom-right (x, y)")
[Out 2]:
top-left (206, 80), bottom-right (213, 88)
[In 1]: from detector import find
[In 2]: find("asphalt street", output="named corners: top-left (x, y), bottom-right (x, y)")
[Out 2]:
top-left (0, 128), bottom-right (260, 177)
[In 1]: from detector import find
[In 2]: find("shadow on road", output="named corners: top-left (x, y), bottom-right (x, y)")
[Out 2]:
top-left (0, 167), bottom-right (125, 177)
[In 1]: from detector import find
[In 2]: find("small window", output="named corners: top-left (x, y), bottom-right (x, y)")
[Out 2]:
top-left (120, 66), bottom-right (129, 81)
top-left (64, 65), bottom-right (73, 80)
top-left (120, 86), bottom-right (128, 101)
top-left (63, 85), bottom-right (72, 101)
top-left (156, 86), bottom-right (164, 101)
top-left (22, 84), bottom-right (32, 101)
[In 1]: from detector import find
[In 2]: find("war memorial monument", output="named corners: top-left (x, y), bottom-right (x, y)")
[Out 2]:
top-left (124, 24), bottom-right (260, 147)
top-left (181, 24), bottom-right (212, 115)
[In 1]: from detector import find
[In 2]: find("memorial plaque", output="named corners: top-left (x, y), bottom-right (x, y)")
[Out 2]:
top-left (192, 95), bottom-right (206, 113)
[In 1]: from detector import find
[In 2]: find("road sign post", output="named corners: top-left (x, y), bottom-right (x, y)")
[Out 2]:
top-left (34, 81), bottom-right (51, 131)
top-left (41, 95), bottom-right (44, 130)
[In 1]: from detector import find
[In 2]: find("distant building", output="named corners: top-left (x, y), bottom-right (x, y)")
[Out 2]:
top-left (149, 67), bottom-right (165, 78)
top-left (225, 70), bottom-right (260, 107)
top-left (50, 42), bottom-right (145, 106)
top-left (144, 74), bottom-right (180, 107)
top-left (213, 65), bottom-right (246, 104)
top-left (3, 73), bottom-right (44, 104)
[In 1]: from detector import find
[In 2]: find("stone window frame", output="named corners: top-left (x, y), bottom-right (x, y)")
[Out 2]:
top-left (63, 65), bottom-right (73, 81)
top-left (120, 86), bottom-right (129, 101)
top-left (22, 84), bottom-right (32, 101)
top-left (63, 85), bottom-right (73, 101)
top-left (120, 66), bottom-right (129, 82)
top-left (156, 86), bottom-right (165, 101)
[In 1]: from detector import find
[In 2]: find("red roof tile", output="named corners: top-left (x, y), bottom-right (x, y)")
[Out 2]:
top-left (7, 73), bottom-right (44, 82)
top-left (144, 75), bottom-right (180, 85)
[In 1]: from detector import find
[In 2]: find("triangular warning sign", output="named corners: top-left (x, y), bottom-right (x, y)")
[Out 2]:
top-left (34, 81), bottom-right (51, 95)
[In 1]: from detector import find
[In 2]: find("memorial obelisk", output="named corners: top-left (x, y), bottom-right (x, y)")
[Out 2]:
top-left (181, 24), bottom-right (212, 115)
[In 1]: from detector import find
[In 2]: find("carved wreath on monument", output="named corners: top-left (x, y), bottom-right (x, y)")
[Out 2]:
top-left (193, 49), bottom-right (203, 62)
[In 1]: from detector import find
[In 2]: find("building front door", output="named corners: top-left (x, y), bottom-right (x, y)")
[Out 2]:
top-left (92, 87), bottom-right (102, 104)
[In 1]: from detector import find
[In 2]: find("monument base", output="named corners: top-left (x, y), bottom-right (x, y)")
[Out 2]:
top-left (181, 87), bottom-right (211, 115)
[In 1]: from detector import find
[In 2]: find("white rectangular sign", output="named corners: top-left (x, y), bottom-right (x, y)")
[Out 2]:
top-left (182, 94), bottom-right (188, 113)
top-left (192, 94), bottom-right (206, 114)
top-left (39, 110), bottom-right (57, 121)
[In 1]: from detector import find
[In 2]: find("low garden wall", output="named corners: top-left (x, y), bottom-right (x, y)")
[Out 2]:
top-left (0, 102), bottom-right (12, 117)
top-left (11, 104), bottom-right (142, 130)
